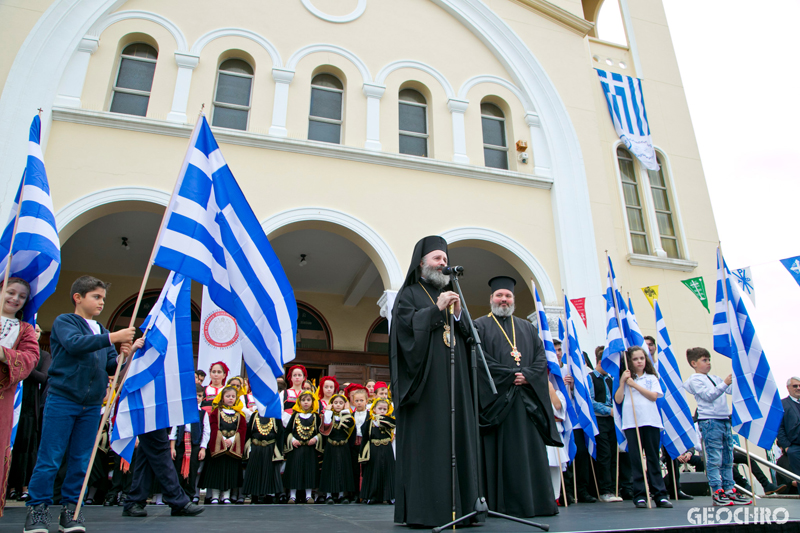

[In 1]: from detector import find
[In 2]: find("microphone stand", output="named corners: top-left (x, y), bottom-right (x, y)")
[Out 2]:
top-left (432, 271), bottom-right (549, 532)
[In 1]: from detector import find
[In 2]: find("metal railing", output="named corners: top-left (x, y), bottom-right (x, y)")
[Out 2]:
top-left (734, 445), bottom-right (800, 485)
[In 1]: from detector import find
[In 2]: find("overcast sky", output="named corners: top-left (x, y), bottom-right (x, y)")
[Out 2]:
top-left (598, 1), bottom-right (800, 396)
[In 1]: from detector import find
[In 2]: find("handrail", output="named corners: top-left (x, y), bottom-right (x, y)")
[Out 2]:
top-left (734, 445), bottom-right (800, 484)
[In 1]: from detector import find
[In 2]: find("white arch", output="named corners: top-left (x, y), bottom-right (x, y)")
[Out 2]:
top-left (286, 44), bottom-right (372, 84)
top-left (375, 60), bottom-right (455, 99)
top-left (190, 28), bottom-right (282, 68)
top-left (261, 207), bottom-right (402, 289)
top-left (55, 186), bottom-right (171, 233)
top-left (88, 10), bottom-right (188, 52)
top-left (458, 74), bottom-right (534, 113)
top-left (301, 0), bottom-right (367, 23)
top-left (439, 227), bottom-right (557, 305)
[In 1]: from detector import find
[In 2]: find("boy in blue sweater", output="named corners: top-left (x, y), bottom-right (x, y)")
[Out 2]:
top-left (25, 276), bottom-right (141, 533)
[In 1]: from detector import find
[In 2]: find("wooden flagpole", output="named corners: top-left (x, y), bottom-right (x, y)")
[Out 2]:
top-left (590, 456), bottom-right (601, 499)
top-left (557, 447), bottom-right (568, 508)
top-left (615, 446), bottom-right (620, 497)
top-left (75, 112), bottom-right (206, 515)
top-left (670, 456), bottom-right (679, 501)
top-left (629, 383), bottom-right (652, 508)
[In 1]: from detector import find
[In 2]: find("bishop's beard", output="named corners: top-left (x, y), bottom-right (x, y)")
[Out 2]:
top-left (421, 263), bottom-right (449, 290)
top-left (490, 302), bottom-right (515, 317)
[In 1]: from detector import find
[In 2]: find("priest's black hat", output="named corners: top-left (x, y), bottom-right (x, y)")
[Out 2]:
top-left (420, 236), bottom-right (448, 257)
top-left (488, 276), bottom-right (516, 294)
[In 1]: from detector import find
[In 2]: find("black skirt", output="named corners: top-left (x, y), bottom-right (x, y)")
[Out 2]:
top-left (199, 454), bottom-right (243, 491)
top-left (242, 444), bottom-right (283, 495)
top-left (319, 444), bottom-right (355, 494)
top-left (8, 412), bottom-right (40, 489)
top-left (283, 444), bottom-right (317, 490)
top-left (360, 444), bottom-right (394, 502)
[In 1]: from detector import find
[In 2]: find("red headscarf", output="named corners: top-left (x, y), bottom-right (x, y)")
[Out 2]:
top-left (344, 383), bottom-right (367, 400)
top-left (317, 376), bottom-right (339, 400)
top-left (209, 361), bottom-right (230, 382)
top-left (286, 364), bottom-right (307, 385)
top-left (374, 381), bottom-right (389, 391)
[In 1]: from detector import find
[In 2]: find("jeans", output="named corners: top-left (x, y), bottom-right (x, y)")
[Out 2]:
top-left (698, 418), bottom-right (734, 493)
top-left (26, 393), bottom-right (102, 506)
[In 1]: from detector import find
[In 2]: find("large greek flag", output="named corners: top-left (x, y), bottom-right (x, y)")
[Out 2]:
top-left (655, 301), bottom-right (699, 458)
top-left (110, 272), bottom-right (197, 461)
top-left (535, 286), bottom-right (577, 460)
top-left (564, 294), bottom-right (599, 458)
top-left (596, 69), bottom-right (659, 171)
top-left (153, 117), bottom-right (297, 418)
top-left (0, 115), bottom-right (60, 323)
top-left (10, 383), bottom-right (22, 447)
top-left (713, 248), bottom-right (783, 449)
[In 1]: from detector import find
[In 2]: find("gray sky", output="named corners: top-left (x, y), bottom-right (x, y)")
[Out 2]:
top-left (599, 0), bottom-right (800, 395)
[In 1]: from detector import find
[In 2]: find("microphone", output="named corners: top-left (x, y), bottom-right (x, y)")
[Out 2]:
top-left (442, 266), bottom-right (464, 275)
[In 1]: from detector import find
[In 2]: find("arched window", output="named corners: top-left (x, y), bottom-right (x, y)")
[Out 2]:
top-left (212, 59), bottom-right (253, 131)
top-left (110, 43), bottom-right (158, 117)
top-left (617, 147), bottom-right (649, 255)
top-left (365, 318), bottom-right (389, 354)
top-left (647, 154), bottom-right (679, 259)
top-left (481, 103), bottom-right (508, 170)
top-left (308, 74), bottom-right (343, 144)
top-left (296, 303), bottom-right (332, 350)
top-left (398, 89), bottom-right (428, 157)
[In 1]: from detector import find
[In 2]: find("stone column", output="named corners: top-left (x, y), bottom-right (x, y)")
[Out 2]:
top-left (166, 52), bottom-right (200, 123)
top-left (53, 36), bottom-right (99, 108)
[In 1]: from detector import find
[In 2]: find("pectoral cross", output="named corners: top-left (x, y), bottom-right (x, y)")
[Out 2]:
top-left (510, 348), bottom-right (522, 366)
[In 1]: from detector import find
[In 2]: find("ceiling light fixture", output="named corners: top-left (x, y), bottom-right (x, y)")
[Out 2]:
top-left (121, 237), bottom-right (131, 251)
top-left (299, 254), bottom-right (307, 267)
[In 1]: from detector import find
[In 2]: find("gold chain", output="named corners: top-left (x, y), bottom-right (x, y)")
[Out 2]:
top-left (254, 413), bottom-right (274, 435)
top-left (220, 411), bottom-right (238, 425)
top-left (294, 415), bottom-right (316, 441)
top-left (489, 313), bottom-right (517, 350)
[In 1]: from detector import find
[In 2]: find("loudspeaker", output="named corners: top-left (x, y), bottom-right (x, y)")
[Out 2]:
top-left (680, 471), bottom-right (711, 496)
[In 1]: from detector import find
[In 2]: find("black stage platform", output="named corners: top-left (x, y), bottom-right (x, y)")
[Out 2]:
top-left (2, 497), bottom-right (798, 532)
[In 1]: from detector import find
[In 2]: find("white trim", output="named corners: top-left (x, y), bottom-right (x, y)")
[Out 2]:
top-left (53, 36), bottom-right (99, 108)
top-left (286, 44), bottom-right (372, 83)
top-left (617, 0), bottom-right (643, 77)
top-left (375, 60), bottom-right (455, 100)
top-left (458, 74), bottom-right (534, 112)
top-left (269, 68), bottom-right (295, 137)
top-left (627, 254), bottom-right (698, 272)
top-left (653, 146), bottom-right (691, 261)
top-left (261, 207), bottom-right (403, 289)
top-left (88, 10), bottom-right (188, 52)
top-left (301, 0), bottom-right (367, 24)
top-left (362, 83), bottom-right (386, 151)
top-left (439, 226), bottom-right (557, 305)
top-left (447, 98), bottom-right (470, 164)
top-left (190, 28), bottom-right (282, 68)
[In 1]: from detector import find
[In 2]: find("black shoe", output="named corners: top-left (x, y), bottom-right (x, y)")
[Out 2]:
top-left (171, 502), bottom-right (205, 516)
top-left (764, 483), bottom-right (787, 495)
top-left (340, 498), bottom-right (350, 504)
top-left (326, 497), bottom-right (335, 504)
top-left (677, 491), bottom-right (694, 500)
top-left (634, 499), bottom-right (647, 508)
top-left (23, 504), bottom-right (51, 533)
top-left (118, 492), bottom-right (128, 506)
top-left (104, 492), bottom-right (117, 506)
top-left (620, 489), bottom-right (634, 501)
top-left (277, 493), bottom-right (288, 504)
top-left (9, 489), bottom-right (18, 501)
top-left (19, 492), bottom-right (31, 502)
top-left (263, 495), bottom-right (274, 504)
top-left (656, 498), bottom-right (673, 508)
top-left (59, 503), bottom-right (86, 532)
top-left (122, 503), bottom-right (148, 517)
top-left (578, 493), bottom-right (597, 503)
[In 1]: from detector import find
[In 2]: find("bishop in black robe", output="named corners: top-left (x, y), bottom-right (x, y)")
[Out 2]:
top-left (475, 276), bottom-right (562, 518)
top-left (389, 236), bottom-right (481, 528)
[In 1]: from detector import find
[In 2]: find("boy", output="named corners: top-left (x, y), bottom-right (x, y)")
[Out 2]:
top-left (683, 347), bottom-right (751, 506)
top-left (170, 384), bottom-right (210, 502)
top-left (25, 276), bottom-right (139, 533)
top-left (194, 369), bottom-right (206, 386)
top-left (374, 381), bottom-right (390, 401)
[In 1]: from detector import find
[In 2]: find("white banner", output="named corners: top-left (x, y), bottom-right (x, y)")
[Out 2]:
top-left (199, 286), bottom-right (242, 384)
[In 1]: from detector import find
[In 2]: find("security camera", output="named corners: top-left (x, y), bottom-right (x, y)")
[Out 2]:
top-left (518, 152), bottom-right (529, 164)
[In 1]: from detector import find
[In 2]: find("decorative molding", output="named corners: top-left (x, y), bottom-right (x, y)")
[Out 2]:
top-left (626, 253), bottom-right (698, 272)
top-left (286, 43), bottom-right (372, 83)
top-left (509, 0), bottom-right (594, 36)
top-left (272, 68), bottom-right (295, 84)
top-left (447, 98), bottom-right (469, 114)
top-left (458, 74), bottom-right (534, 112)
top-left (260, 207), bottom-right (403, 289)
top-left (52, 107), bottom-right (554, 189)
top-left (174, 52), bottom-right (199, 69)
top-left (376, 60), bottom-right (455, 100)
top-left (88, 10), bottom-right (188, 51)
top-left (77, 36), bottom-right (99, 54)
top-left (525, 113), bottom-right (541, 128)
top-left (190, 27), bottom-right (282, 68)
top-left (439, 226), bottom-right (558, 305)
top-left (362, 83), bottom-right (386, 99)
top-left (301, 0), bottom-right (367, 24)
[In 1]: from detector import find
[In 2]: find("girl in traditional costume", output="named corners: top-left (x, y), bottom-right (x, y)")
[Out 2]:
top-left (282, 364), bottom-right (306, 415)
top-left (319, 393), bottom-right (355, 503)
top-left (282, 389), bottom-right (322, 504)
top-left (199, 386), bottom-right (247, 504)
top-left (359, 398), bottom-right (395, 504)
top-left (203, 361), bottom-right (229, 408)
top-left (242, 409), bottom-right (283, 504)
top-left (317, 376), bottom-right (338, 413)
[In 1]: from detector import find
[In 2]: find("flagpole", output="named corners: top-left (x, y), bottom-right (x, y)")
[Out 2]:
top-left (606, 251), bottom-right (629, 501)
top-left (557, 447), bottom-right (568, 508)
top-left (589, 457), bottom-right (601, 500)
top-left (669, 457), bottom-right (679, 501)
top-left (615, 446), bottom-right (620, 497)
top-left (628, 380), bottom-right (652, 508)
top-left (718, 242), bottom-right (756, 506)
top-left (75, 114), bottom-right (206, 515)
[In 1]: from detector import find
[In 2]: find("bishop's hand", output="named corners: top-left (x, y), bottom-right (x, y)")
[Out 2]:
top-left (436, 291), bottom-right (460, 314)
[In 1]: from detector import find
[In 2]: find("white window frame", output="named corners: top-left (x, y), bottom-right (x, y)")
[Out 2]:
top-left (308, 74), bottom-right (343, 143)
top-left (398, 90), bottom-right (429, 157)
top-left (110, 43), bottom-right (158, 115)
top-left (480, 104), bottom-right (509, 170)
top-left (612, 142), bottom-right (697, 271)
top-left (212, 60), bottom-right (254, 131)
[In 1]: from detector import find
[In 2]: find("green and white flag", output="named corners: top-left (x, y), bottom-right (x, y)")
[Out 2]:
top-left (681, 276), bottom-right (709, 313)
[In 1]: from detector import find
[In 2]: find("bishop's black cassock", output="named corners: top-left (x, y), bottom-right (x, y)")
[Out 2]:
top-left (389, 236), bottom-right (481, 528)
top-left (475, 312), bottom-right (562, 518)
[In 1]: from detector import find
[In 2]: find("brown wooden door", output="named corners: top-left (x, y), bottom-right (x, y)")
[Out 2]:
top-left (328, 364), bottom-right (367, 384)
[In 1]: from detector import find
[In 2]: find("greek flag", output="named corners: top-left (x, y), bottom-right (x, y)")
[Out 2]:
top-left (623, 297), bottom-right (645, 350)
top-left (535, 286), bottom-right (577, 460)
top-left (110, 272), bottom-right (197, 461)
top-left (564, 294), bottom-right (599, 458)
top-left (0, 115), bottom-right (60, 323)
top-left (713, 248), bottom-right (783, 449)
top-left (596, 69), bottom-right (659, 171)
top-left (10, 382), bottom-right (22, 447)
top-left (557, 318), bottom-right (565, 344)
top-left (601, 257), bottom-right (628, 450)
top-left (153, 117), bottom-right (297, 418)
top-left (655, 301), bottom-right (699, 458)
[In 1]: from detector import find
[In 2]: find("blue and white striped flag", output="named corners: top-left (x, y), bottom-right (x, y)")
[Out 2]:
top-left (623, 297), bottom-right (645, 350)
top-left (10, 382), bottom-right (22, 448)
top-left (601, 257), bottom-right (628, 450)
top-left (654, 301), bottom-right (699, 458)
top-left (596, 69), bottom-right (659, 171)
top-left (564, 294), bottom-right (599, 458)
top-left (535, 286), bottom-right (577, 460)
top-left (110, 272), bottom-right (197, 461)
top-left (153, 116), bottom-right (297, 418)
top-left (557, 318), bottom-right (565, 344)
top-left (0, 115), bottom-right (60, 323)
top-left (713, 247), bottom-right (783, 449)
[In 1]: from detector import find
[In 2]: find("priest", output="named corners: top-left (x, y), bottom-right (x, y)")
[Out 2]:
top-left (389, 236), bottom-right (481, 528)
top-left (475, 276), bottom-right (562, 517)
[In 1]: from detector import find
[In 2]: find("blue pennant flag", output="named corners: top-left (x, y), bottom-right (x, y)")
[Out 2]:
top-left (535, 286), bottom-right (577, 461)
top-left (564, 294), bottom-right (599, 458)
top-left (110, 273), bottom-right (198, 461)
top-left (153, 116), bottom-right (297, 418)
top-left (713, 247), bottom-right (783, 449)
top-left (780, 256), bottom-right (800, 288)
top-left (0, 115), bottom-right (61, 323)
top-left (654, 301), bottom-right (699, 458)
top-left (10, 382), bottom-right (22, 448)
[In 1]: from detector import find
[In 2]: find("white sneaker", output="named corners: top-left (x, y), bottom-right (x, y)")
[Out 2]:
top-left (599, 493), bottom-right (623, 503)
